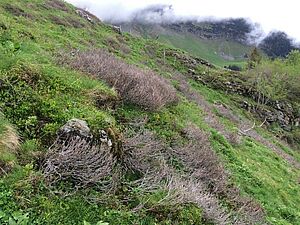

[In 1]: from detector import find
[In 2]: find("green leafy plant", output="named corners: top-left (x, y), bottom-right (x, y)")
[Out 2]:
top-left (83, 220), bottom-right (109, 225)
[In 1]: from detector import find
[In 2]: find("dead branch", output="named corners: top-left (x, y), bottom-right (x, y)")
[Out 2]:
top-left (238, 117), bottom-right (267, 135)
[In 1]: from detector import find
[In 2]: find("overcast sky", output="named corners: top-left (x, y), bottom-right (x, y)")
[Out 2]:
top-left (66, 0), bottom-right (300, 41)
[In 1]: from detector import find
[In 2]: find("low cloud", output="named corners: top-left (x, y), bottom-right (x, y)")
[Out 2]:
top-left (66, 0), bottom-right (300, 42)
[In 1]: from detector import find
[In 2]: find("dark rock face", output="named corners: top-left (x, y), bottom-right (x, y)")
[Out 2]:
top-left (115, 5), bottom-right (255, 45)
top-left (224, 65), bottom-right (242, 71)
top-left (166, 18), bottom-right (253, 44)
top-left (259, 31), bottom-right (298, 58)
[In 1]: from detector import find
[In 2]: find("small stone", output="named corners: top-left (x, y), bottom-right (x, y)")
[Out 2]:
top-left (59, 119), bottom-right (91, 138)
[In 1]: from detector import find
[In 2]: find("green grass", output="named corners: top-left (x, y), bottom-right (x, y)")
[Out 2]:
top-left (211, 134), bottom-right (300, 225)
top-left (0, 0), bottom-right (300, 224)
top-left (0, 61), bottom-right (116, 143)
top-left (189, 80), bottom-right (300, 224)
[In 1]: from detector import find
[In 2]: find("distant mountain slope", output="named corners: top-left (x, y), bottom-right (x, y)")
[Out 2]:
top-left (116, 4), bottom-right (300, 65)
top-left (119, 21), bottom-right (253, 67)
top-left (117, 14), bottom-right (256, 67)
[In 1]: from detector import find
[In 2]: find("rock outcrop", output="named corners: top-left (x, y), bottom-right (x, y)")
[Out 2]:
top-left (76, 8), bottom-right (101, 24)
top-left (166, 49), bottom-right (214, 69)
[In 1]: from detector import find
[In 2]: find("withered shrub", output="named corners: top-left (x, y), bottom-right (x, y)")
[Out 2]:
top-left (43, 0), bottom-right (70, 12)
top-left (63, 49), bottom-right (178, 111)
top-left (4, 4), bottom-right (33, 18)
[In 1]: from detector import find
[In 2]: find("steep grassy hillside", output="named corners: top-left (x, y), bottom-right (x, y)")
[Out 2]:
top-left (158, 33), bottom-right (251, 67)
top-left (0, 1), bottom-right (299, 225)
top-left (120, 22), bottom-right (252, 68)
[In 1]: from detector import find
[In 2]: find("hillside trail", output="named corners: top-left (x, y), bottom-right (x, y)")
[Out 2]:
top-left (173, 73), bottom-right (300, 169)
top-left (173, 73), bottom-right (237, 142)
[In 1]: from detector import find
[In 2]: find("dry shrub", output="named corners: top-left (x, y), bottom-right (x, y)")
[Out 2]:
top-left (121, 121), bottom-right (264, 224)
top-left (64, 49), bottom-right (178, 111)
top-left (176, 124), bottom-right (228, 193)
top-left (4, 4), bottom-right (32, 18)
top-left (174, 124), bottom-right (264, 224)
top-left (43, 118), bottom-right (264, 224)
top-left (43, 118), bottom-right (129, 193)
top-left (43, 0), bottom-right (69, 12)
top-left (43, 118), bottom-right (229, 223)
top-left (123, 129), bottom-right (168, 184)
top-left (49, 15), bottom-right (69, 27)
top-left (164, 176), bottom-right (230, 224)
top-left (49, 15), bottom-right (85, 28)
top-left (104, 36), bottom-right (131, 55)
top-left (123, 129), bottom-right (232, 224)
top-left (66, 18), bottom-right (85, 28)
top-left (43, 136), bottom-right (116, 189)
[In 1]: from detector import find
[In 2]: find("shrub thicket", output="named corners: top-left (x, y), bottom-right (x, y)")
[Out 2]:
top-left (246, 50), bottom-right (300, 104)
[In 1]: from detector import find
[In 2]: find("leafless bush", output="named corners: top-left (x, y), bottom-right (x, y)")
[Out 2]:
top-left (123, 129), bottom-right (233, 224)
top-left (177, 124), bottom-right (228, 192)
top-left (165, 176), bottom-right (230, 224)
top-left (63, 49), bottom-right (178, 110)
top-left (43, 0), bottom-right (69, 12)
top-left (121, 121), bottom-right (266, 224)
top-left (49, 15), bottom-right (84, 28)
top-left (49, 15), bottom-right (69, 27)
top-left (4, 4), bottom-right (33, 18)
top-left (66, 18), bottom-right (85, 28)
top-left (43, 118), bottom-right (264, 224)
top-left (43, 135), bottom-right (116, 189)
top-left (104, 36), bottom-right (131, 55)
top-left (124, 130), bottom-right (165, 174)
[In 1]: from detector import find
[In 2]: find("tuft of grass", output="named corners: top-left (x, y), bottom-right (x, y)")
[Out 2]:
top-left (0, 114), bottom-right (19, 175)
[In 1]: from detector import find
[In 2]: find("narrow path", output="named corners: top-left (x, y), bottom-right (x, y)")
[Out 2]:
top-left (174, 74), bottom-right (238, 143)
